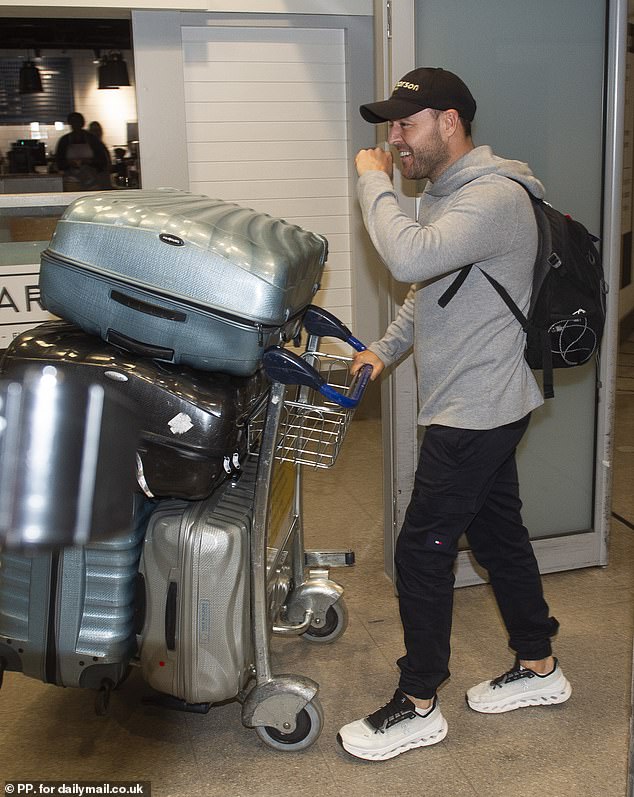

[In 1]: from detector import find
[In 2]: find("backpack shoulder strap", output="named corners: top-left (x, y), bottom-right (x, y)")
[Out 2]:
top-left (438, 263), bottom-right (529, 329)
top-left (437, 265), bottom-right (473, 308)
top-left (478, 270), bottom-right (529, 330)
top-left (438, 176), bottom-right (541, 312)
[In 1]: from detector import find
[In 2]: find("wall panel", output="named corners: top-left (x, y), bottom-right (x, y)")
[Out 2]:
top-left (182, 24), bottom-right (352, 350)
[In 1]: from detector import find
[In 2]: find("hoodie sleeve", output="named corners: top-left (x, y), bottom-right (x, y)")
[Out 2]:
top-left (368, 285), bottom-right (416, 367)
top-left (357, 170), bottom-right (523, 283)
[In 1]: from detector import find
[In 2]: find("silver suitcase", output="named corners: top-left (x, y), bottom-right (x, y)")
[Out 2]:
top-left (39, 189), bottom-right (328, 376)
top-left (139, 459), bottom-right (256, 707)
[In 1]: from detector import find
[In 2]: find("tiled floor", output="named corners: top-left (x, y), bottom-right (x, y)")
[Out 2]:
top-left (0, 338), bottom-right (633, 796)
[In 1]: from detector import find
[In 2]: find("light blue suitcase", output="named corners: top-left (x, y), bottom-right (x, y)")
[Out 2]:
top-left (0, 496), bottom-right (151, 713)
top-left (39, 189), bottom-right (328, 376)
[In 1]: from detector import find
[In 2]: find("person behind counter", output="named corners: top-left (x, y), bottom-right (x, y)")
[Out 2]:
top-left (55, 112), bottom-right (112, 191)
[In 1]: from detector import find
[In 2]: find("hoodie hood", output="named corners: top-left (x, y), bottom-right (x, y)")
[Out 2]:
top-left (427, 145), bottom-right (545, 199)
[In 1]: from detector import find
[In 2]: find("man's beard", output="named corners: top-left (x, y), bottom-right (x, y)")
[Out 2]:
top-left (401, 127), bottom-right (450, 181)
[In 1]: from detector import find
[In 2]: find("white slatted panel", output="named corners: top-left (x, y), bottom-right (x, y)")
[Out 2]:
top-left (181, 25), bottom-right (352, 355)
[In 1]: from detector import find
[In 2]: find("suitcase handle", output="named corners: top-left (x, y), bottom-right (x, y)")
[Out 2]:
top-left (110, 290), bottom-right (187, 322)
top-left (165, 582), bottom-right (178, 651)
top-left (262, 346), bottom-right (371, 409)
top-left (107, 329), bottom-right (175, 361)
top-left (303, 305), bottom-right (366, 352)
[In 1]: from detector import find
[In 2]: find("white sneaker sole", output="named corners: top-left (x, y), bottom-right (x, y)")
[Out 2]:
top-left (467, 678), bottom-right (572, 714)
top-left (337, 715), bottom-right (448, 761)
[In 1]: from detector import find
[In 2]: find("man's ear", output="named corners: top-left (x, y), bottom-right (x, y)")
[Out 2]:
top-left (442, 109), bottom-right (460, 139)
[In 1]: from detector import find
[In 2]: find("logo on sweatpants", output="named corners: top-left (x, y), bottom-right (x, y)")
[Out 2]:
top-left (425, 531), bottom-right (449, 551)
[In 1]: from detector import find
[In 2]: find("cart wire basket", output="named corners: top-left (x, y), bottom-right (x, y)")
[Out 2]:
top-left (250, 350), bottom-right (363, 469)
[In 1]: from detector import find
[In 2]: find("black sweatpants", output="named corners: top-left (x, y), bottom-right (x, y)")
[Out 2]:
top-left (395, 414), bottom-right (559, 700)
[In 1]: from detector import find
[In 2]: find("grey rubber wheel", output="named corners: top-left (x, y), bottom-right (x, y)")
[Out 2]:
top-left (255, 696), bottom-right (324, 752)
top-left (302, 598), bottom-right (348, 644)
top-left (94, 680), bottom-right (114, 716)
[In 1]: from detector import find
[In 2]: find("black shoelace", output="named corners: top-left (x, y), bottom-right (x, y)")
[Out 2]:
top-left (366, 689), bottom-right (431, 733)
top-left (491, 662), bottom-right (537, 690)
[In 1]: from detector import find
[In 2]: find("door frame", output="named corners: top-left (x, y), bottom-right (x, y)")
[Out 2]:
top-left (132, 9), bottom-right (386, 353)
top-left (379, 0), bottom-right (627, 586)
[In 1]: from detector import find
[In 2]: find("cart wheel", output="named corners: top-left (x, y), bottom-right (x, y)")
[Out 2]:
top-left (302, 598), bottom-right (348, 644)
top-left (255, 696), bottom-right (323, 752)
top-left (114, 665), bottom-right (133, 689)
top-left (94, 679), bottom-right (114, 716)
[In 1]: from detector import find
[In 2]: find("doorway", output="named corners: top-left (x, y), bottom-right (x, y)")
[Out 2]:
top-left (382, 0), bottom-right (625, 585)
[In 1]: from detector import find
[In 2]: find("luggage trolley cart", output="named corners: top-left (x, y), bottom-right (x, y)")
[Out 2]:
top-left (241, 306), bottom-right (372, 751)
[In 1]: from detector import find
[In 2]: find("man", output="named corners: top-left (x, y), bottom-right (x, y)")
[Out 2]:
top-left (55, 112), bottom-right (111, 191)
top-left (337, 67), bottom-right (571, 762)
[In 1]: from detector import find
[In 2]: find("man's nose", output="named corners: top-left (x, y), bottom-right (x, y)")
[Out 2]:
top-left (387, 127), bottom-right (401, 146)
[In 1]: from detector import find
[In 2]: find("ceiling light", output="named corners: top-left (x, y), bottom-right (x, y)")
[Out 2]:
top-left (19, 59), bottom-right (44, 94)
top-left (98, 52), bottom-right (130, 89)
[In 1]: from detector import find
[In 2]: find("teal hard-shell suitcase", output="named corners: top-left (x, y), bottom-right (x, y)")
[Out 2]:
top-left (0, 496), bottom-right (151, 709)
top-left (39, 189), bottom-right (327, 376)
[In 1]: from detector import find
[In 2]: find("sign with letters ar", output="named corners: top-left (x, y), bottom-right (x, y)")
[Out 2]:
top-left (0, 263), bottom-right (57, 348)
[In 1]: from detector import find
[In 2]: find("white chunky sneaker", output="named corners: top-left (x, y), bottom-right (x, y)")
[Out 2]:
top-left (466, 658), bottom-right (572, 714)
top-left (337, 689), bottom-right (448, 761)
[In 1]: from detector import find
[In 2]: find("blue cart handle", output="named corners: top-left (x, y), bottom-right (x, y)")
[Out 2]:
top-left (262, 347), bottom-right (372, 409)
top-left (302, 305), bottom-right (366, 353)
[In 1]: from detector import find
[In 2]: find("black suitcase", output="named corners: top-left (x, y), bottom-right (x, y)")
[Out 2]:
top-left (1, 322), bottom-right (269, 501)
top-left (0, 362), bottom-right (141, 548)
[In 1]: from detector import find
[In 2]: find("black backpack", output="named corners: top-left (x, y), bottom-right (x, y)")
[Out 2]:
top-left (438, 184), bottom-right (608, 398)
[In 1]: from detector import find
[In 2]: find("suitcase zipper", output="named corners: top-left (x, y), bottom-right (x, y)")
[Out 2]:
top-left (44, 550), bottom-right (60, 684)
top-left (176, 500), bottom-right (209, 700)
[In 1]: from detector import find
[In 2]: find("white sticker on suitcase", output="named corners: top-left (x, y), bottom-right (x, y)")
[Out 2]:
top-left (168, 412), bottom-right (194, 434)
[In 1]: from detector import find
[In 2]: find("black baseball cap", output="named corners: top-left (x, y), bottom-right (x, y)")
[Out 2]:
top-left (360, 67), bottom-right (476, 124)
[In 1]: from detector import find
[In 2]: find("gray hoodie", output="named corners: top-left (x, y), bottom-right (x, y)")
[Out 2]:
top-left (358, 144), bottom-right (544, 429)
